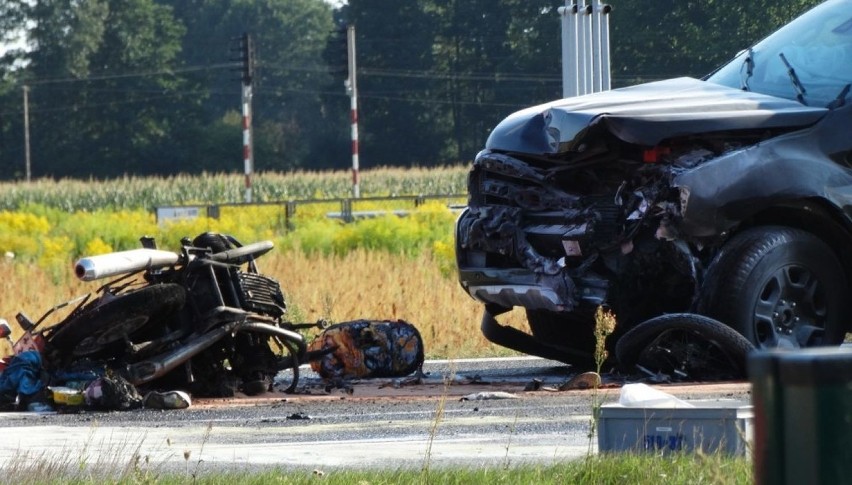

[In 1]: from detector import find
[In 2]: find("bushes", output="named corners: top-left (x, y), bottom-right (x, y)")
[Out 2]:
top-left (0, 202), bottom-right (458, 273)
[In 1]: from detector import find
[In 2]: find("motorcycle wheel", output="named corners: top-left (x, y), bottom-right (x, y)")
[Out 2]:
top-left (615, 313), bottom-right (754, 381)
top-left (49, 283), bottom-right (186, 358)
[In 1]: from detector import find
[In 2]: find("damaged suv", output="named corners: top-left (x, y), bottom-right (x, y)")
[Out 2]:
top-left (455, 0), bottom-right (852, 367)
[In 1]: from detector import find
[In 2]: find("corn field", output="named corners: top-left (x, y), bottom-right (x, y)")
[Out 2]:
top-left (0, 167), bottom-right (468, 211)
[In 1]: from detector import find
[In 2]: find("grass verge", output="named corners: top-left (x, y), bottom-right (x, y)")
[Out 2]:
top-left (4, 452), bottom-right (751, 484)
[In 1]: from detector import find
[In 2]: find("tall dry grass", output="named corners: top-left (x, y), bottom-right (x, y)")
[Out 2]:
top-left (264, 248), bottom-right (528, 359)
top-left (0, 250), bottom-right (528, 360)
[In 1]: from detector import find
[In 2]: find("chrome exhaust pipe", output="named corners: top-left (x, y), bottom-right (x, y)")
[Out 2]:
top-left (126, 325), bottom-right (232, 385)
top-left (239, 321), bottom-right (307, 356)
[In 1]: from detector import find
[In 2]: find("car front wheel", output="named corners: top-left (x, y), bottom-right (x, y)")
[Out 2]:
top-left (698, 226), bottom-right (849, 349)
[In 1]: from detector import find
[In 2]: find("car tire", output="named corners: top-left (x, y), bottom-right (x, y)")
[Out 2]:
top-left (49, 284), bottom-right (186, 357)
top-left (697, 226), bottom-right (849, 349)
top-left (615, 313), bottom-right (753, 381)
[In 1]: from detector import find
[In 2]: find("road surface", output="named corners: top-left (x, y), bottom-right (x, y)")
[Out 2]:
top-left (0, 357), bottom-right (751, 475)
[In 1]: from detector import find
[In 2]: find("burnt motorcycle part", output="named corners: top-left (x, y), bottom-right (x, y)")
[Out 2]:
top-left (237, 272), bottom-right (287, 318)
top-left (192, 232), bottom-right (233, 253)
top-left (208, 240), bottom-right (274, 265)
top-left (126, 323), bottom-right (236, 385)
top-left (615, 313), bottom-right (754, 381)
top-left (74, 249), bottom-right (182, 281)
top-left (48, 284), bottom-right (186, 359)
top-left (38, 233), bottom-right (318, 397)
top-left (15, 312), bottom-right (35, 332)
top-left (697, 226), bottom-right (849, 349)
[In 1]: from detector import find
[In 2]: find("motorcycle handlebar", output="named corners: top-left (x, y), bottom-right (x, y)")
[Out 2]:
top-left (208, 240), bottom-right (274, 264)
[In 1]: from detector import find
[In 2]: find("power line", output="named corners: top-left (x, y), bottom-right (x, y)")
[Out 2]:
top-left (15, 62), bottom-right (240, 87)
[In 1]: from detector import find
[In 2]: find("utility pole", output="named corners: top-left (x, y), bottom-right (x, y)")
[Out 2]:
top-left (344, 25), bottom-right (360, 199)
top-left (23, 85), bottom-right (31, 182)
top-left (234, 32), bottom-right (255, 203)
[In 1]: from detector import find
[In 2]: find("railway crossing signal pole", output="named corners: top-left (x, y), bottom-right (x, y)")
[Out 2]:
top-left (23, 85), bottom-right (31, 182)
top-left (233, 32), bottom-right (255, 203)
top-left (344, 25), bottom-right (360, 199)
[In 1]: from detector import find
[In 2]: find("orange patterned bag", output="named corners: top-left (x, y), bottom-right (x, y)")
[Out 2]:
top-left (308, 319), bottom-right (424, 379)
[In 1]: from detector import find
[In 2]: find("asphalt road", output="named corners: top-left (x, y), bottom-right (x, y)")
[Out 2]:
top-left (0, 357), bottom-right (751, 475)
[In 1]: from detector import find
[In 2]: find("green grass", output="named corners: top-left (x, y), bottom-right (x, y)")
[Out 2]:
top-left (3, 453), bottom-right (751, 484)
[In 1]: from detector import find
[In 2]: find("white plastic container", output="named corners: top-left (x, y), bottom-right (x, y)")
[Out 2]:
top-left (597, 399), bottom-right (753, 456)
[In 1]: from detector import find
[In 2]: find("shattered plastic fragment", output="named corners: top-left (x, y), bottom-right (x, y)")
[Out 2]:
top-left (142, 390), bottom-right (191, 409)
top-left (460, 391), bottom-right (520, 401)
top-left (558, 371), bottom-right (602, 390)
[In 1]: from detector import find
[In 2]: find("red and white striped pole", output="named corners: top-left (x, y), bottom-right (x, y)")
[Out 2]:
top-left (346, 25), bottom-right (360, 198)
top-left (242, 83), bottom-right (253, 203)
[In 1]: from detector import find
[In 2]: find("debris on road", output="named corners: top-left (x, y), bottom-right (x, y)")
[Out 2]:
top-left (286, 412), bottom-right (312, 420)
top-left (0, 350), bottom-right (47, 411)
top-left (460, 391), bottom-right (520, 401)
top-left (558, 371), bottom-right (602, 390)
top-left (142, 390), bottom-right (191, 410)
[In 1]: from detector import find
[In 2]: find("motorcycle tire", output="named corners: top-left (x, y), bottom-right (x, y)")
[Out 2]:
top-left (615, 313), bottom-right (754, 381)
top-left (232, 333), bottom-right (300, 395)
top-left (49, 283), bottom-right (186, 358)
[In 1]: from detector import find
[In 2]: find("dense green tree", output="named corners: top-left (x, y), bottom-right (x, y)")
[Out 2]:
top-left (609, 0), bottom-right (823, 85)
top-left (169, 0), bottom-right (335, 171)
top-left (0, 0), bottom-right (191, 178)
top-left (346, 0), bottom-right (560, 167)
top-left (0, 0), bottom-right (832, 179)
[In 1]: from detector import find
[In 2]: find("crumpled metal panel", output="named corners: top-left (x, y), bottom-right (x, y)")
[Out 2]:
top-left (485, 77), bottom-right (827, 154)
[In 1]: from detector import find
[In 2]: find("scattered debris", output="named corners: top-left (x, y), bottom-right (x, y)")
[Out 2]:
top-left (460, 391), bottom-right (519, 401)
top-left (142, 390), bottom-right (191, 410)
top-left (558, 371), bottom-right (602, 391)
top-left (459, 374), bottom-right (489, 385)
top-left (0, 350), bottom-right (47, 411)
top-left (84, 372), bottom-right (144, 411)
top-left (524, 378), bottom-right (543, 391)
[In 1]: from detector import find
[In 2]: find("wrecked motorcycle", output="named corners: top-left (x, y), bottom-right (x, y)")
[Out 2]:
top-left (15, 232), bottom-right (325, 396)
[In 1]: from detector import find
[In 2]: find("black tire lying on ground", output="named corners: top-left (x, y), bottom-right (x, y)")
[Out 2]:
top-left (49, 283), bottom-right (186, 358)
top-left (615, 313), bottom-right (754, 381)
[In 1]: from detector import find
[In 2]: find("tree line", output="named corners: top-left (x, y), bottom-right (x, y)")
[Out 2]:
top-left (0, 0), bottom-right (822, 180)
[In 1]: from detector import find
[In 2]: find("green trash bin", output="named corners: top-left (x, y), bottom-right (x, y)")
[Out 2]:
top-left (749, 347), bottom-right (852, 485)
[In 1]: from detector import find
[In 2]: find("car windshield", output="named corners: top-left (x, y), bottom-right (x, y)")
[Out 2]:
top-left (707, 0), bottom-right (852, 107)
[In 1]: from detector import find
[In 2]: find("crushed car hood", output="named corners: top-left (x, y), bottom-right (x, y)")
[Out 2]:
top-left (485, 77), bottom-right (829, 154)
